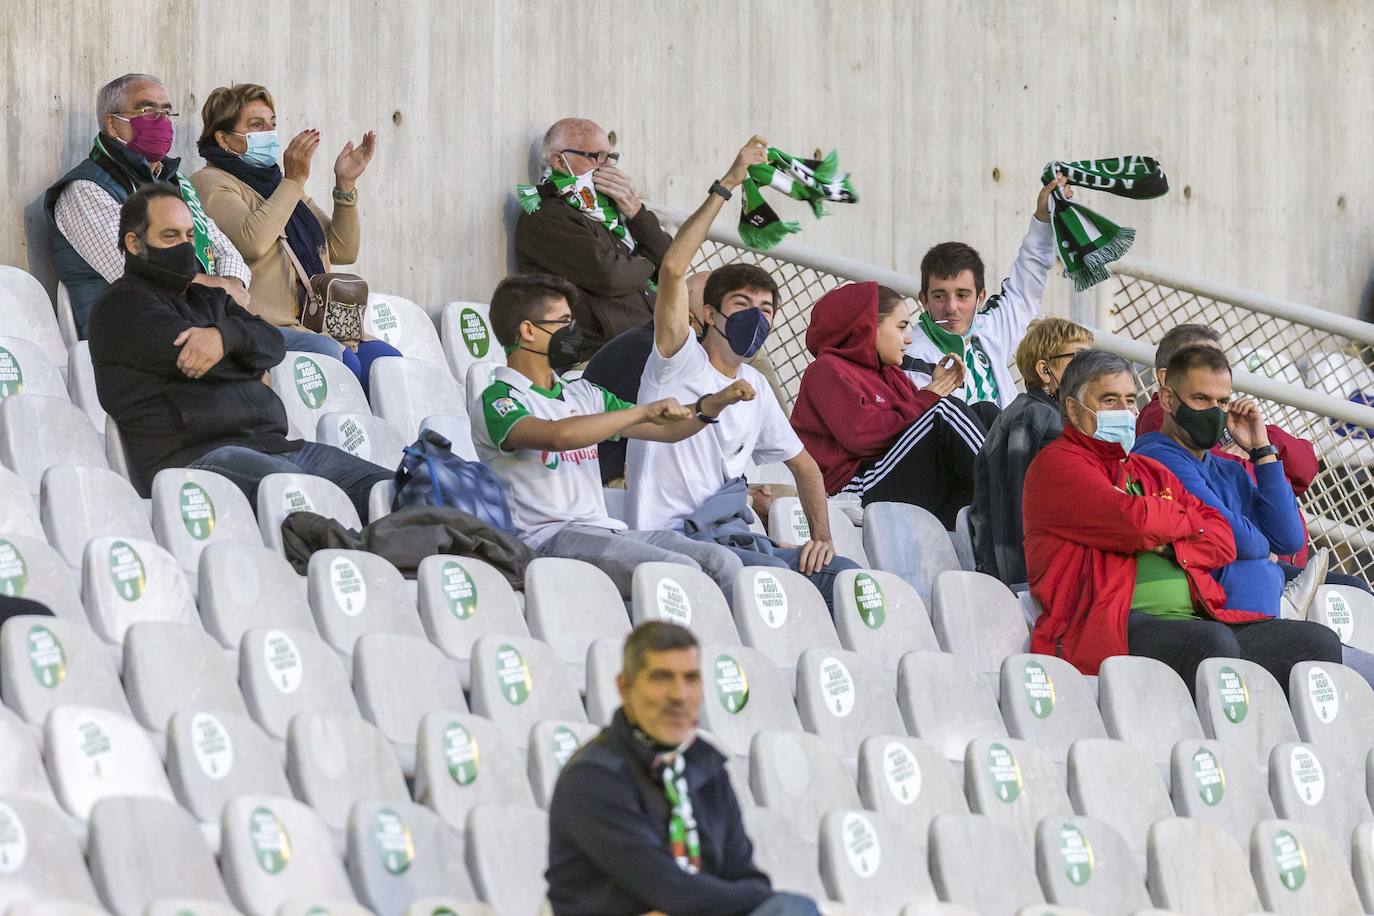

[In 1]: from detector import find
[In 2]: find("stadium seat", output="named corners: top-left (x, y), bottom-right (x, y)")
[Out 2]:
top-left (897, 906), bottom-right (979, 916)
top-left (1, 615), bottom-right (131, 724)
top-left (831, 569), bottom-right (939, 680)
top-left (64, 341), bottom-right (105, 433)
top-left (198, 542), bottom-right (315, 651)
top-left (353, 632), bottom-right (468, 775)
top-left (219, 795), bottom-right (355, 916)
top-left (0, 336), bottom-right (68, 401)
top-left (165, 709), bottom-right (292, 827)
top-left (347, 799), bottom-right (477, 916)
top-left (150, 468), bottom-right (262, 587)
top-left (630, 561), bottom-right (741, 644)
top-left (417, 413), bottom-right (479, 461)
top-left (464, 361), bottom-right (504, 412)
top-left (276, 901), bottom-right (369, 916)
top-left (43, 705), bottom-right (174, 821)
top-left (861, 502), bottom-right (959, 604)
top-left (1146, 817), bottom-right (1263, 916)
top-left (286, 713), bottom-right (409, 832)
top-left (305, 548), bottom-right (424, 659)
top-left (696, 644), bottom-right (802, 759)
top-left (750, 729), bottom-right (859, 862)
top-left (0, 533), bottom-right (86, 623)
top-left (80, 535), bottom-right (198, 646)
top-left (930, 571), bottom-right (1029, 686)
top-left (819, 808), bottom-right (938, 914)
top-left (1250, 818), bottom-right (1363, 914)
top-left (856, 735), bottom-right (968, 844)
top-left (400, 901), bottom-right (498, 916)
top-left (1353, 823), bottom-right (1374, 912)
top-left (583, 636), bottom-right (621, 725)
top-left (256, 473), bottom-right (362, 553)
top-left (732, 566), bottom-right (840, 685)
top-left (87, 796), bottom-right (231, 916)
top-left (999, 653), bottom-right (1107, 762)
top-left (440, 302), bottom-right (504, 390)
top-left (465, 804), bottom-right (549, 916)
top-left (1311, 584), bottom-right (1374, 654)
top-left (928, 813), bottom-right (1046, 915)
top-left (0, 794), bottom-right (101, 911)
top-left (413, 712), bottom-right (536, 834)
top-left (951, 505), bottom-right (975, 572)
top-left (1033, 815), bottom-right (1151, 913)
top-left (269, 351), bottom-right (372, 444)
top-left (41, 465), bottom-right (153, 570)
top-left (467, 635), bottom-right (586, 752)
top-left (316, 411), bottom-right (408, 466)
top-left (524, 557), bottom-right (630, 682)
top-left (416, 554), bottom-right (527, 686)
top-left (0, 394), bottom-right (108, 497)
top-left (143, 902), bottom-right (242, 916)
top-left (742, 806), bottom-right (828, 901)
top-left (0, 465), bottom-right (45, 540)
top-left (0, 266), bottom-right (67, 374)
top-left (123, 621), bottom-right (247, 734)
top-left (796, 647), bottom-right (904, 767)
top-left (768, 496), bottom-right (869, 567)
top-left (368, 478), bottom-right (396, 520)
top-left (238, 626), bottom-right (361, 740)
top-left (1066, 738), bottom-right (1174, 872)
top-left (896, 650), bottom-right (1007, 762)
top-left (103, 416), bottom-right (136, 484)
top-left (964, 736), bottom-right (1073, 849)
top-left (1290, 660), bottom-right (1374, 770)
top-left (365, 293), bottom-right (448, 368)
top-left (1098, 655), bottom-right (1205, 772)
top-left (528, 719), bottom-right (601, 808)
top-left (1195, 657), bottom-right (1299, 768)
top-left (369, 355), bottom-right (467, 439)
top-left (1268, 741), bottom-right (1371, 855)
top-left (52, 282), bottom-right (78, 351)
top-left (1169, 738), bottom-right (1274, 850)
top-left (0, 709), bottom-right (61, 811)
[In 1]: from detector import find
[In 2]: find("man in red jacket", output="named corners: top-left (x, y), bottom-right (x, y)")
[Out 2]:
top-left (1022, 348), bottom-right (1341, 690)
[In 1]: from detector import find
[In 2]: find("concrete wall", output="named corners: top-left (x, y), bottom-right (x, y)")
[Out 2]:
top-left (4, 0), bottom-right (1372, 318)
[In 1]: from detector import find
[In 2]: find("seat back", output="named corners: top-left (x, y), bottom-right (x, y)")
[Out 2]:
top-left (820, 809), bottom-right (938, 914)
top-left (696, 644), bottom-right (802, 758)
top-left (1147, 817), bottom-right (1262, 915)
top-left (732, 565), bottom-right (840, 683)
top-left (0, 394), bottom-right (107, 496)
top-left (749, 729), bottom-right (859, 842)
top-left (306, 549), bottom-right (423, 657)
top-left (88, 795), bottom-right (230, 915)
top-left (796, 647), bottom-right (904, 764)
top-left (1251, 818), bottom-right (1364, 914)
top-left (65, 340), bottom-right (105, 432)
top-left (630, 561), bottom-right (740, 645)
top-left (416, 554), bottom-right (527, 666)
top-left (0, 336), bottom-right (67, 401)
top-left (742, 806), bottom-right (827, 900)
top-left (165, 709), bottom-right (292, 825)
top-left (928, 813), bottom-right (1045, 915)
top-left (1311, 584), bottom-right (1374, 654)
top-left (832, 569), bottom-right (938, 677)
top-left (347, 798), bottom-right (476, 916)
top-left (1196, 657), bottom-right (1299, 766)
top-left (769, 497), bottom-right (870, 566)
top-left (269, 351), bottom-right (371, 443)
top-left (43, 706), bottom-right (174, 820)
top-left (1034, 815), bottom-right (1152, 913)
top-left (256, 473), bottom-right (361, 553)
top-left (123, 621), bottom-right (248, 732)
top-left (467, 635), bottom-right (586, 752)
top-left (0, 710), bottom-right (61, 810)
top-left (413, 712), bottom-right (534, 834)
top-left (464, 360), bottom-right (504, 412)
top-left (0, 267), bottom-right (67, 370)
top-left (1291, 661), bottom-right (1374, 772)
top-left (1066, 737), bottom-right (1174, 868)
top-left (1, 615), bottom-right (131, 724)
top-left (999, 652), bottom-right (1106, 761)
top-left (861, 502), bottom-right (959, 603)
top-left (465, 804), bottom-right (548, 916)
top-left (856, 734), bottom-right (968, 842)
top-left (930, 570), bottom-right (1029, 676)
top-left (897, 650), bottom-right (1006, 761)
top-left (441, 302), bottom-right (504, 390)
top-left (370, 356), bottom-right (465, 438)
top-left (0, 533), bottom-right (85, 623)
top-left (1099, 655), bottom-right (1204, 768)
top-left (238, 626), bottom-right (361, 740)
top-left (286, 713), bottom-right (410, 831)
top-left (0, 794), bottom-right (100, 911)
top-left (1170, 738), bottom-right (1275, 850)
top-left (103, 416), bottom-right (136, 485)
top-left (198, 542), bottom-right (315, 649)
top-left (80, 535), bottom-right (197, 644)
top-left (583, 636), bottom-right (621, 726)
top-left (523, 557), bottom-right (631, 674)
top-left (418, 413), bottom-right (478, 461)
top-left (365, 293), bottom-right (447, 367)
top-left (964, 736), bottom-right (1073, 849)
top-left (1269, 741), bottom-right (1371, 854)
top-left (354, 633), bottom-right (468, 763)
top-left (528, 719), bottom-right (601, 809)
top-left (151, 468), bottom-right (262, 581)
top-left (0, 465), bottom-right (44, 540)
top-left (316, 411), bottom-right (409, 467)
top-left (220, 795), bottom-right (354, 916)
top-left (41, 464), bottom-right (153, 569)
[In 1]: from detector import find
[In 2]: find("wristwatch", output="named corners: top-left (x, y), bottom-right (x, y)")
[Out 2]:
top-left (1248, 444), bottom-right (1278, 462)
top-left (708, 180), bottom-right (732, 201)
top-left (332, 185), bottom-right (358, 203)
top-left (693, 395), bottom-right (719, 424)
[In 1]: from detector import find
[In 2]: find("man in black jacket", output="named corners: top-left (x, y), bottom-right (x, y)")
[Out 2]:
top-left (88, 186), bottom-right (389, 519)
top-left (546, 621), bottom-right (818, 916)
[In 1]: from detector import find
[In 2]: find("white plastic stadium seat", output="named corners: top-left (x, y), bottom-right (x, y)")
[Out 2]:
top-left (256, 473), bottom-right (362, 553)
top-left (897, 651), bottom-right (1007, 762)
top-left (1066, 738), bottom-right (1174, 870)
top-left (104, 416), bottom-right (136, 484)
top-left (742, 806), bottom-right (827, 901)
top-left (0, 708), bottom-right (62, 811)
top-left (1267, 741), bottom-right (1372, 851)
top-left (930, 570), bottom-right (1030, 683)
top-left (198, 542), bottom-right (317, 651)
top-left (862, 502), bottom-right (959, 603)
top-left (370, 355), bottom-right (466, 439)
top-left (80, 535), bottom-right (198, 646)
top-left (819, 808), bottom-right (939, 913)
top-left (630, 561), bottom-right (741, 644)
top-left (412, 711), bottom-right (536, 835)
top-left (1033, 815), bottom-right (1152, 914)
top-left (65, 341), bottom-right (106, 432)
top-left (165, 709), bottom-right (292, 828)
top-left (1251, 818), bottom-right (1364, 914)
top-left (238, 626), bottom-right (361, 741)
top-left (123, 621), bottom-right (248, 734)
top-left (0, 615), bottom-right (132, 725)
top-left (528, 719), bottom-right (601, 809)
top-left (0, 266), bottom-right (68, 374)
top-left (353, 632), bottom-right (469, 774)
top-left (963, 736), bottom-right (1073, 849)
top-left (1290, 659), bottom-right (1374, 770)
top-left (695, 644), bottom-right (803, 759)
top-left (369, 478), bottom-right (396, 521)
top-left (832, 569), bottom-right (939, 679)
top-left (316, 411), bottom-right (408, 466)
top-left (524, 557), bottom-right (631, 682)
top-left (441, 302), bottom-right (504, 392)
top-left (467, 635), bottom-right (587, 752)
top-left (0, 336), bottom-right (68, 402)
top-left (0, 794), bottom-right (102, 912)
top-left (419, 414), bottom-right (478, 461)
top-left (749, 729), bottom-right (859, 847)
top-left (365, 293), bottom-right (448, 367)
top-left (41, 464), bottom-right (154, 570)
top-left (269, 351), bottom-right (372, 444)
top-left (1169, 737), bottom-right (1275, 850)
top-left (346, 799), bottom-right (478, 916)
top-left (1098, 654), bottom-right (1205, 770)
top-left (1147, 817), bottom-right (1265, 915)
top-left (0, 533), bottom-right (87, 623)
top-left (286, 713), bottom-right (410, 832)
top-left (43, 705), bottom-right (175, 821)
top-left (732, 566), bottom-right (840, 685)
top-left (305, 548), bottom-right (424, 659)
top-left (465, 804), bottom-right (548, 916)
top-left (1311, 584), bottom-right (1374, 654)
top-left (55, 281), bottom-right (79, 350)
top-left (0, 394), bottom-right (107, 497)
top-left (796, 647), bottom-right (904, 767)
top-left (928, 814), bottom-right (1045, 915)
top-left (150, 468), bottom-right (263, 587)
top-left (767, 496), bottom-right (869, 566)
top-left (0, 465), bottom-right (45, 539)
top-left (415, 554), bottom-right (528, 686)
top-left (1195, 657), bottom-right (1299, 767)
top-left (998, 652), bottom-right (1107, 762)
top-left (856, 735), bottom-right (968, 844)
top-left (583, 636), bottom-right (621, 726)
top-left (219, 795), bottom-right (355, 916)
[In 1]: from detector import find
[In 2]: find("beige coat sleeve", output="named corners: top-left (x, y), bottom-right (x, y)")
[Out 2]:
top-left (190, 168), bottom-right (305, 261)
top-left (305, 193), bottom-right (361, 267)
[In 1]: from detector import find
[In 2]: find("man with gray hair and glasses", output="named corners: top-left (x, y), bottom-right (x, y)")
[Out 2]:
top-left (1021, 348), bottom-right (1341, 693)
top-left (515, 118), bottom-right (674, 360)
top-left (46, 72), bottom-right (251, 338)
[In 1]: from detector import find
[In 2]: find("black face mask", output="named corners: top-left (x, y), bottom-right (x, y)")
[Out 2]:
top-left (125, 239), bottom-right (201, 288)
top-left (1169, 388), bottom-right (1228, 450)
top-left (523, 320), bottom-right (584, 372)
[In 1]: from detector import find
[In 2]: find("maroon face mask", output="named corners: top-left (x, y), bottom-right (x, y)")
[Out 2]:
top-left (118, 113), bottom-right (174, 161)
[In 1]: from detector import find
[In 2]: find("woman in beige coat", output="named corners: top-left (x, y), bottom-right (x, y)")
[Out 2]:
top-left (190, 83), bottom-right (399, 391)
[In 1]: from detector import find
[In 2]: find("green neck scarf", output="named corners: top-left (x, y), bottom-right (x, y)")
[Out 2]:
top-left (654, 750), bottom-right (702, 874)
top-left (916, 311), bottom-right (1000, 403)
top-left (739, 147), bottom-right (857, 251)
top-left (93, 135), bottom-right (216, 273)
top-left (517, 169), bottom-right (637, 252)
top-left (1041, 156), bottom-right (1169, 291)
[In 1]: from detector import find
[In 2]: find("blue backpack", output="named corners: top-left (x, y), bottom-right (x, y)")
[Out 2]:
top-left (393, 429), bottom-right (517, 534)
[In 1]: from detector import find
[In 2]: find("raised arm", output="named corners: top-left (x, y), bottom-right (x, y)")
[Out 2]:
top-left (655, 136), bottom-right (769, 358)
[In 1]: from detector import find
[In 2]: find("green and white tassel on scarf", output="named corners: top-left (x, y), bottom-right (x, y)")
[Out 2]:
top-left (517, 169), bottom-right (637, 252)
top-left (1041, 156), bottom-right (1169, 291)
top-left (739, 147), bottom-right (857, 251)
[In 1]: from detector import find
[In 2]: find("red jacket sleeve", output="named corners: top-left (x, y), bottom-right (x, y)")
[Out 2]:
top-left (1140, 458), bottom-right (1239, 570)
top-left (796, 357), bottom-right (938, 457)
top-left (1266, 425), bottom-right (1318, 494)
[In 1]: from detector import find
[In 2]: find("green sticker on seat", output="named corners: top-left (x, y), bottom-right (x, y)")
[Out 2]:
top-left (108, 540), bottom-right (146, 601)
top-left (0, 539), bottom-right (28, 597)
top-left (373, 807), bottom-right (414, 874)
top-left (1217, 666), bottom-right (1249, 723)
top-left (1273, 828), bottom-right (1307, 891)
top-left (0, 346), bottom-right (23, 398)
top-left (854, 572), bottom-right (885, 629)
top-left (714, 653), bottom-right (750, 713)
top-left (26, 624), bottom-right (65, 688)
top-left (444, 722), bottom-right (480, 784)
top-left (179, 482), bottom-right (216, 540)
top-left (293, 356), bottom-right (328, 409)
top-left (987, 742), bottom-right (1022, 803)
top-left (371, 302), bottom-right (400, 345)
top-left (442, 560), bottom-right (478, 619)
top-left (1059, 823), bottom-right (1094, 886)
top-left (551, 725), bottom-right (582, 770)
top-left (495, 644), bottom-right (531, 705)
top-left (1023, 659), bottom-right (1055, 719)
top-left (249, 806), bottom-right (291, 874)
top-left (460, 307), bottom-right (491, 358)
top-left (1192, 748), bottom-right (1226, 806)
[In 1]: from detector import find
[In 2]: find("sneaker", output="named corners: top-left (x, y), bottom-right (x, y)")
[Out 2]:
top-left (1282, 548), bottom-right (1329, 621)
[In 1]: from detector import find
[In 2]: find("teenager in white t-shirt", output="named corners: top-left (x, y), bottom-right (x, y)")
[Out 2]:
top-left (625, 135), bottom-right (858, 610)
top-left (470, 273), bottom-right (754, 596)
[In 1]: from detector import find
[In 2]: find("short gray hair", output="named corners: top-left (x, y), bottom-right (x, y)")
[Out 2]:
top-left (97, 73), bottom-right (162, 125)
top-left (622, 621), bottom-right (699, 684)
top-left (540, 117), bottom-right (600, 168)
top-left (1058, 348), bottom-right (1135, 421)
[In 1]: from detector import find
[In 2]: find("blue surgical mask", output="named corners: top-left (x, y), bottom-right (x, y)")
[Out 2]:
top-left (712, 307), bottom-right (771, 358)
top-left (1090, 408), bottom-right (1137, 451)
top-left (237, 129), bottom-right (281, 168)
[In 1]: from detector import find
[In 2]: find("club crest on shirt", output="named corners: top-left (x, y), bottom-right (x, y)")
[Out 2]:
top-left (540, 450), bottom-right (561, 470)
top-left (873, 394), bottom-right (886, 404)
top-left (491, 397), bottom-right (519, 417)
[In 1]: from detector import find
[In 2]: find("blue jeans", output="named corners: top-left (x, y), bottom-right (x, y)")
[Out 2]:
top-left (721, 544), bottom-right (860, 614)
top-left (188, 443), bottom-right (391, 523)
top-left (277, 328), bottom-right (402, 397)
top-left (748, 893), bottom-right (821, 916)
top-left (1278, 560), bottom-right (1372, 594)
top-left (279, 326), bottom-right (345, 358)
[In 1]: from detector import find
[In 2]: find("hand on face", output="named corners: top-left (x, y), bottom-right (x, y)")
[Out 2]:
top-left (1226, 396), bottom-right (1269, 450)
top-left (591, 166), bottom-right (641, 218)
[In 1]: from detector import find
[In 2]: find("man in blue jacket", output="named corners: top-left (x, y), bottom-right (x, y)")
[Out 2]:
top-left (546, 622), bottom-right (818, 916)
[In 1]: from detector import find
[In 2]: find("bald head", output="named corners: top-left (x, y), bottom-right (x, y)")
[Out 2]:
top-left (543, 118), bottom-right (611, 175)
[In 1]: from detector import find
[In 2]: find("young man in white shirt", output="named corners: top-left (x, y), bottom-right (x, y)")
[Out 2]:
top-left (625, 136), bottom-right (858, 610)
top-left (470, 274), bottom-right (753, 596)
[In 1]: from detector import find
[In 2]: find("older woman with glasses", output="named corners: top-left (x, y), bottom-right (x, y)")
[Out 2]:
top-left (190, 83), bottom-right (399, 392)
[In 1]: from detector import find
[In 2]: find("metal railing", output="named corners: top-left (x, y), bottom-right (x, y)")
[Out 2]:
top-left (658, 207), bottom-right (1374, 582)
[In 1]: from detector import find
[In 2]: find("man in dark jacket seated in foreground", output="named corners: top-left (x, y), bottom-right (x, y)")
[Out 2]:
top-left (88, 185), bottom-right (389, 520)
top-left (547, 621), bottom-right (819, 916)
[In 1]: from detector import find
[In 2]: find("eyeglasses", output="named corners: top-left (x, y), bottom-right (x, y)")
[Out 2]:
top-left (115, 106), bottom-right (179, 122)
top-left (530, 317), bottom-right (574, 328)
top-left (560, 148), bottom-right (620, 166)
top-left (1046, 351), bottom-right (1081, 361)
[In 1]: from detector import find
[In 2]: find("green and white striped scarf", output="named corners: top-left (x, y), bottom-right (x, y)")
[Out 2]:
top-left (739, 147), bottom-right (857, 251)
top-left (1041, 156), bottom-right (1169, 291)
top-left (516, 168), bottom-right (637, 252)
top-left (916, 311), bottom-right (1001, 403)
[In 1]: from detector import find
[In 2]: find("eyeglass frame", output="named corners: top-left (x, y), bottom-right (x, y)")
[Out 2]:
top-left (113, 106), bottom-right (180, 122)
top-left (559, 148), bottom-right (620, 166)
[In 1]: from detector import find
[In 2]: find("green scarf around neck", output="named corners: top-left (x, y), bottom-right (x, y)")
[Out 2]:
top-left (1040, 156), bottom-right (1169, 291)
top-left (915, 310), bottom-right (1000, 403)
top-left (92, 134), bottom-right (216, 274)
top-left (739, 147), bottom-right (857, 251)
top-left (516, 169), bottom-right (637, 252)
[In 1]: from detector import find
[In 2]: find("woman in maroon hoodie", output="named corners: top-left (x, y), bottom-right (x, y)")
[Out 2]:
top-left (791, 281), bottom-right (985, 528)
